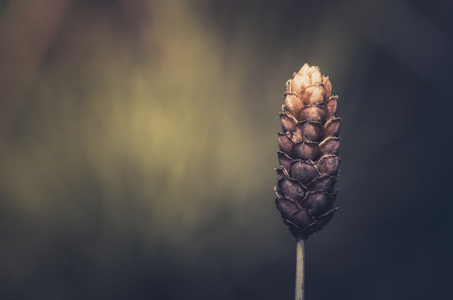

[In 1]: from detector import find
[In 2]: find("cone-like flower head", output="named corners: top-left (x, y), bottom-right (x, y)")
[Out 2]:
top-left (275, 64), bottom-right (340, 241)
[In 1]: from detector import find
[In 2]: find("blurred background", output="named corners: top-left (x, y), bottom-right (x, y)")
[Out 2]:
top-left (0, 0), bottom-right (452, 299)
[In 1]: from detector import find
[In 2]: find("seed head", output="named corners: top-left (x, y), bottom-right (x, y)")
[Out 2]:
top-left (275, 64), bottom-right (341, 241)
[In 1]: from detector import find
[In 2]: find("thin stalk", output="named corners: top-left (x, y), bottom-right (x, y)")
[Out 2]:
top-left (295, 239), bottom-right (305, 300)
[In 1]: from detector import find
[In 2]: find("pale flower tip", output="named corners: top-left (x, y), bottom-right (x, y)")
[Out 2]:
top-left (299, 64), bottom-right (310, 74)
top-left (301, 85), bottom-right (325, 105)
top-left (291, 73), bottom-right (310, 95)
top-left (308, 87), bottom-right (324, 105)
top-left (308, 66), bottom-right (322, 84)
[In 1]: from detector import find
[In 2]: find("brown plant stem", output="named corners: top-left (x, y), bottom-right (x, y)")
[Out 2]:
top-left (295, 239), bottom-right (305, 300)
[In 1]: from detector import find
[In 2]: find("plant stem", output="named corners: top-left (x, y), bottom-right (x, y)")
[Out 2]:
top-left (295, 239), bottom-right (305, 300)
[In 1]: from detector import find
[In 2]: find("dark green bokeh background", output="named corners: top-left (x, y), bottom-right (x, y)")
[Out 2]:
top-left (1, 0), bottom-right (452, 299)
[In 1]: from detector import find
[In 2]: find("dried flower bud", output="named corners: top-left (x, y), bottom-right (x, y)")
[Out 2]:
top-left (275, 64), bottom-right (341, 241)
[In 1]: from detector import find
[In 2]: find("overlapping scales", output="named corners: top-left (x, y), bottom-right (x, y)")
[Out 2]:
top-left (275, 64), bottom-right (341, 241)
